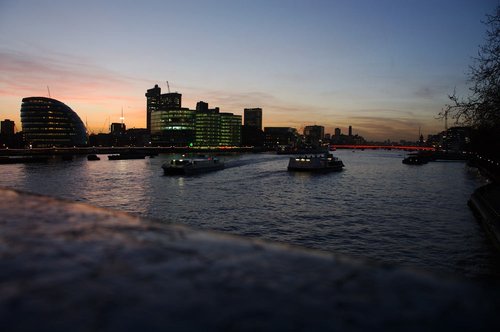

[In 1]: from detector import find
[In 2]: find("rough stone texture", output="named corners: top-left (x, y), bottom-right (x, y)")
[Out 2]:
top-left (0, 187), bottom-right (499, 331)
top-left (469, 183), bottom-right (500, 251)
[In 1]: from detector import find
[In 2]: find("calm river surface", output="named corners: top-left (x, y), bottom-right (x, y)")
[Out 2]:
top-left (1, 149), bottom-right (499, 279)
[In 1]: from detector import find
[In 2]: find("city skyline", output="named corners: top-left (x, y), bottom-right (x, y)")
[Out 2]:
top-left (0, 0), bottom-right (496, 141)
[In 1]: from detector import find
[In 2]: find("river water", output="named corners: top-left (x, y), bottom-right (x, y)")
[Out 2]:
top-left (1, 149), bottom-right (499, 279)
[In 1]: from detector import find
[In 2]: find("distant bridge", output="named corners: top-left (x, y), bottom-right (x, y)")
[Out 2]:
top-left (332, 145), bottom-right (435, 151)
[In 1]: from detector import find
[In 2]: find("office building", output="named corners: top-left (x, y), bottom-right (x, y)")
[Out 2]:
top-left (195, 102), bottom-right (221, 147)
top-left (219, 113), bottom-right (242, 146)
top-left (1, 119), bottom-right (15, 136)
top-left (150, 107), bottom-right (195, 146)
top-left (20, 97), bottom-right (87, 147)
top-left (0, 119), bottom-right (16, 148)
top-left (147, 85), bottom-right (194, 146)
top-left (147, 85), bottom-right (241, 147)
top-left (242, 108), bottom-right (264, 147)
top-left (110, 123), bottom-right (126, 135)
top-left (244, 108), bottom-right (262, 130)
top-left (303, 125), bottom-right (324, 146)
top-left (146, 84), bottom-right (182, 133)
top-left (264, 127), bottom-right (298, 149)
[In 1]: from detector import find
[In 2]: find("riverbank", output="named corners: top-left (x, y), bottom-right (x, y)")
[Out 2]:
top-left (468, 154), bottom-right (500, 251)
top-left (1, 186), bottom-right (499, 331)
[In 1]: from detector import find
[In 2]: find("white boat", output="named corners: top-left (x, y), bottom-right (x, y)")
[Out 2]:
top-left (162, 156), bottom-right (224, 175)
top-left (287, 151), bottom-right (344, 172)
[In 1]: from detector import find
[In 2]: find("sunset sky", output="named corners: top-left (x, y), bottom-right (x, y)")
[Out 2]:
top-left (0, 0), bottom-right (497, 141)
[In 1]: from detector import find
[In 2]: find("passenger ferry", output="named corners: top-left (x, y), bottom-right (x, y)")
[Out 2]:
top-left (287, 151), bottom-right (344, 172)
top-left (162, 155), bottom-right (224, 175)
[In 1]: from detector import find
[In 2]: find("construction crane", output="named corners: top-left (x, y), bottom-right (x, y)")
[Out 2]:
top-left (166, 81), bottom-right (171, 93)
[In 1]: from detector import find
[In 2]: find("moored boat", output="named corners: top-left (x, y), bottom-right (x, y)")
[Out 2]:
top-left (287, 151), bottom-right (344, 172)
top-left (108, 153), bottom-right (147, 160)
top-left (402, 154), bottom-right (429, 165)
top-left (87, 154), bottom-right (100, 161)
top-left (162, 156), bottom-right (224, 175)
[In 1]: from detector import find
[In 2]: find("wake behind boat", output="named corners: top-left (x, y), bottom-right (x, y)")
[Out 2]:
top-left (162, 155), bottom-right (224, 175)
top-left (287, 151), bottom-right (344, 172)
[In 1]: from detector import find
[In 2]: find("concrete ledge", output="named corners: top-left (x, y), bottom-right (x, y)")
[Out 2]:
top-left (469, 183), bottom-right (500, 251)
top-left (0, 187), bottom-right (499, 331)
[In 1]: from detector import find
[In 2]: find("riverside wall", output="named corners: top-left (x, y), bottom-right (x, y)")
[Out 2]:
top-left (0, 187), bottom-right (499, 331)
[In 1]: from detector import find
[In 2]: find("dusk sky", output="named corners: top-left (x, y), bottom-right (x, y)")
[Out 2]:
top-left (0, 0), bottom-right (497, 141)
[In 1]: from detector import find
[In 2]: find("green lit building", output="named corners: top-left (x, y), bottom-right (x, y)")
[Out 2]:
top-left (150, 107), bottom-right (195, 147)
top-left (146, 85), bottom-right (241, 147)
top-left (219, 113), bottom-right (242, 147)
top-left (195, 101), bottom-right (220, 147)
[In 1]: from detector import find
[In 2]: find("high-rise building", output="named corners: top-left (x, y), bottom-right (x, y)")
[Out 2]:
top-left (147, 85), bottom-right (242, 147)
top-left (147, 85), bottom-right (195, 146)
top-left (146, 84), bottom-right (182, 133)
top-left (244, 108), bottom-right (262, 130)
top-left (20, 97), bottom-right (87, 147)
top-left (219, 113), bottom-right (242, 146)
top-left (150, 107), bottom-right (195, 146)
top-left (1, 119), bottom-right (15, 137)
top-left (264, 127), bottom-right (298, 149)
top-left (195, 101), bottom-right (220, 147)
top-left (145, 85), bottom-right (161, 132)
top-left (348, 125), bottom-right (352, 137)
top-left (110, 123), bottom-right (126, 135)
top-left (334, 128), bottom-right (341, 136)
top-left (0, 119), bottom-right (16, 148)
top-left (303, 125), bottom-right (324, 146)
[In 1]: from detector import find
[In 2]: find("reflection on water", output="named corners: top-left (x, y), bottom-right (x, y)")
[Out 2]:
top-left (1, 150), bottom-right (499, 279)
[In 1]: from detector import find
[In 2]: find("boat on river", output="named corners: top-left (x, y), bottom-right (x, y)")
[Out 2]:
top-left (402, 152), bottom-right (430, 165)
top-left (87, 154), bottom-right (100, 161)
top-left (287, 151), bottom-right (344, 172)
top-left (162, 155), bottom-right (224, 175)
top-left (108, 153), bottom-right (147, 160)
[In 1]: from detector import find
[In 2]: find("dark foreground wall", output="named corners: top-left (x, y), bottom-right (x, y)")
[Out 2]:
top-left (0, 187), bottom-right (499, 331)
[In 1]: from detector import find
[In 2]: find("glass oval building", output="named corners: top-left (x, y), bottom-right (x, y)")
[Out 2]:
top-left (21, 97), bottom-right (87, 147)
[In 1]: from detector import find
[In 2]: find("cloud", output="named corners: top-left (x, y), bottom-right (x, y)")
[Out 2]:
top-left (0, 49), bottom-right (144, 101)
top-left (0, 49), bottom-right (151, 131)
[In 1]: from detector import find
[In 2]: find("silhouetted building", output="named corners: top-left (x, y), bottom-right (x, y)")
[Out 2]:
top-left (244, 108), bottom-right (262, 130)
top-left (0, 119), bottom-right (15, 148)
top-left (145, 85), bottom-right (161, 133)
top-left (242, 108), bottom-right (264, 147)
top-left (88, 133), bottom-right (112, 147)
top-left (303, 125), bottom-right (324, 147)
top-left (443, 127), bottom-right (471, 151)
top-left (110, 123), bottom-right (126, 135)
top-left (264, 127), bottom-right (298, 149)
top-left (334, 128), bottom-right (341, 136)
top-left (126, 128), bottom-right (151, 146)
top-left (21, 97), bottom-right (87, 147)
top-left (110, 123), bottom-right (127, 146)
top-left (242, 125), bottom-right (265, 147)
top-left (348, 125), bottom-right (352, 137)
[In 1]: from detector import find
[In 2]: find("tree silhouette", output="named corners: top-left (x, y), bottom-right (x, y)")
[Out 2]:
top-left (441, 6), bottom-right (500, 130)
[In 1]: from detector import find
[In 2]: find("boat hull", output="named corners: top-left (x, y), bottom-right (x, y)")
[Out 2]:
top-left (108, 154), bottom-right (146, 160)
top-left (287, 164), bottom-right (344, 172)
top-left (162, 164), bottom-right (225, 175)
top-left (287, 155), bottom-right (344, 173)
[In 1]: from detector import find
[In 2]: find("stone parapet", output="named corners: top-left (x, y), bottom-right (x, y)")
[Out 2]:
top-left (0, 187), bottom-right (498, 331)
